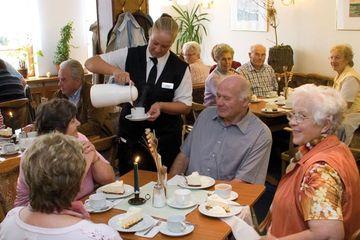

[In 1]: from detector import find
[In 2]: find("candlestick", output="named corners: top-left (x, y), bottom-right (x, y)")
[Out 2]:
top-left (8, 111), bottom-right (15, 134)
top-left (128, 156), bottom-right (146, 205)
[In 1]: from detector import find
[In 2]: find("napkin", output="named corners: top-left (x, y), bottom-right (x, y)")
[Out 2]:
top-left (221, 206), bottom-right (260, 240)
top-left (135, 220), bottom-right (164, 238)
top-left (167, 175), bottom-right (184, 186)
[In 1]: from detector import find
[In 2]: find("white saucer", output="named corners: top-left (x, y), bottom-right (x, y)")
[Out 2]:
top-left (108, 213), bottom-right (155, 232)
top-left (208, 191), bottom-right (238, 201)
top-left (281, 106), bottom-right (292, 110)
top-left (159, 223), bottom-right (194, 237)
top-left (97, 184), bottom-right (134, 199)
top-left (84, 200), bottom-right (113, 213)
top-left (0, 150), bottom-right (19, 156)
top-left (178, 175), bottom-right (215, 189)
top-left (198, 203), bottom-right (242, 218)
top-left (166, 198), bottom-right (197, 209)
top-left (125, 114), bottom-right (149, 121)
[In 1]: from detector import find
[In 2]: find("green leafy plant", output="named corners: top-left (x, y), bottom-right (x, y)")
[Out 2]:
top-left (172, 4), bottom-right (210, 54)
top-left (53, 21), bottom-right (74, 65)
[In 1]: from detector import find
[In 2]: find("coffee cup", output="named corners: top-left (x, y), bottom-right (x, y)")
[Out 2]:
top-left (214, 183), bottom-right (232, 199)
top-left (276, 96), bottom-right (286, 105)
top-left (131, 107), bottom-right (146, 118)
top-left (174, 189), bottom-right (191, 206)
top-left (3, 143), bottom-right (16, 154)
top-left (87, 193), bottom-right (106, 210)
top-left (167, 215), bottom-right (187, 233)
top-left (90, 84), bottom-right (138, 108)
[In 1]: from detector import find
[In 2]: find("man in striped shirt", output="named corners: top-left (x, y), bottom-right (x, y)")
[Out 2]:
top-left (237, 44), bottom-right (278, 97)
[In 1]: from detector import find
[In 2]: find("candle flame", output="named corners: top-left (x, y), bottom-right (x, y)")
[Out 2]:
top-left (9, 111), bottom-right (13, 118)
top-left (134, 156), bottom-right (140, 164)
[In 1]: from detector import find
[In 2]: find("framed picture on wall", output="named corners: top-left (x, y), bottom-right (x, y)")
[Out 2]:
top-left (337, 0), bottom-right (360, 30)
top-left (230, 0), bottom-right (268, 31)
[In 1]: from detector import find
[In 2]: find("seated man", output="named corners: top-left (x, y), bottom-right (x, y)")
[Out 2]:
top-left (55, 59), bottom-right (112, 137)
top-left (170, 75), bottom-right (272, 184)
top-left (182, 41), bottom-right (210, 84)
top-left (237, 44), bottom-right (278, 97)
top-left (0, 59), bottom-right (25, 102)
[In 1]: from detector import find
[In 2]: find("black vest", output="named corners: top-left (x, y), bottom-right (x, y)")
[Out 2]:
top-left (119, 45), bottom-right (188, 142)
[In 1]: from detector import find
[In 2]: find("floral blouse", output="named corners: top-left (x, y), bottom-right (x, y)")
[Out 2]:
top-left (299, 161), bottom-right (344, 221)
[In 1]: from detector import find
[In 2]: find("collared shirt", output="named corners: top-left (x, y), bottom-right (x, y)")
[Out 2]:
top-left (237, 62), bottom-right (278, 97)
top-left (68, 85), bottom-right (82, 106)
top-left (189, 59), bottom-right (210, 84)
top-left (181, 107), bottom-right (272, 184)
top-left (100, 46), bottom-right (192, 106)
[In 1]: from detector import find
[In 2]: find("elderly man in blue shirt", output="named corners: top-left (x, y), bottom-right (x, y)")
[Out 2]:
top-left (170, 75), bottom-right (272, 184)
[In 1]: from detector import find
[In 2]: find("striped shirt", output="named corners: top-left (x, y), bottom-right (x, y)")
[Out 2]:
top-left (237, 62), bottom-right (278, 97)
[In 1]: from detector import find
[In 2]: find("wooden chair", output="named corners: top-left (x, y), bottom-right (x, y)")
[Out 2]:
top-left (0, 98), bottom-right (30, 130)
top-left (182, 102), bottom-right (206, 143)
top-left (0, 156), bottom-right (21, 222)
top-left (91, 135), bottom-right (118, 169)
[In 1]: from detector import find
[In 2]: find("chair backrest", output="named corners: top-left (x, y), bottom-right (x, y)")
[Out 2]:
top-left (181, 102), bottom-right (206, 143)
top-left (0, 156), bottom-right (20, 222)
top-left (91, 135), bottom-right (117, 168)
top-left (0, 98), bottom-right (30, 130)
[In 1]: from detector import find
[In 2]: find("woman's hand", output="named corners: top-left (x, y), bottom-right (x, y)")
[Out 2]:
top-left (82, 141), bottom-right (96, 155)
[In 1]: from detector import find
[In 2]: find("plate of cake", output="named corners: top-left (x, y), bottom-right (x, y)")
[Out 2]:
top-left (198, 194), bottom-right (242, 218)
top-left (97, 180), bottom-right (134, 199)
top-left (108, 207), bottom-right (155, 232)
top-left (0, 128), bottom-right (13, 138)
top-left (178, 172), bottom-right (215, 189)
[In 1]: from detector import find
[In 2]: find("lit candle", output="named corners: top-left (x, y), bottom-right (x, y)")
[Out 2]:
top-left (8, 111), bottom-right (14, 134)
top-left (134, 156), bottom-right (140, 193)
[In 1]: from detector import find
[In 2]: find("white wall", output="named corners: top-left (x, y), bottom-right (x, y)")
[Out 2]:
top-left (33, 0), bottom-right (95, 76)
top-left (158, 0), bottom-right (360, 77)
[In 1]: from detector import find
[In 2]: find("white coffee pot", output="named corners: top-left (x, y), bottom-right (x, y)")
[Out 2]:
top-left (90, 84), bottom-right (138, 108)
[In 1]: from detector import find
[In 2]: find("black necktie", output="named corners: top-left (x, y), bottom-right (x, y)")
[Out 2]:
top-left (147, 57), bottom-right (158, 86)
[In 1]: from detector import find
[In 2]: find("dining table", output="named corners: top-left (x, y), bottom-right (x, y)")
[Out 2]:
top-left (89, 170), bottom-right (265, 240)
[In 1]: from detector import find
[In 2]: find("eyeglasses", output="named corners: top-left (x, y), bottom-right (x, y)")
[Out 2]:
top-left (286, 112), bottom-right (310, 123)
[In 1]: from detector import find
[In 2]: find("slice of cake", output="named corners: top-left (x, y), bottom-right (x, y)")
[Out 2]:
top-left (208, 205), bottom-right (227, 215)
top-left (205, 194), bottom-right (230, 213)
top-left (120, 207), bottom-right (143, 229)
top-left (251, 94), bottom-right (258, 102)
top-left (0, 127), bottom-right (12, 138)
top-left (265, 102), bottom-right (278, 112)
top-left (186, 172), bottom-right (202, 187)
top-left (102, 180), bottom-right (125, 195)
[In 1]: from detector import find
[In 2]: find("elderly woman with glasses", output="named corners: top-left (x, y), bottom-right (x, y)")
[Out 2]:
top-left (264, 84), bottom-right (360, 240)
top-left (330, 44), bottom-right (360, 145)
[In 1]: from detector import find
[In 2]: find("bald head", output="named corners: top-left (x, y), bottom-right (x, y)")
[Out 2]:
top-left (219, 75), bottom-right (250, 100)
top-left (249, 44), bottom-right (266, 70)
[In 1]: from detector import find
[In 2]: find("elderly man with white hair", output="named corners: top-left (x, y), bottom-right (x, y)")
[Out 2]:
top-left (265, 84), bottom-right (360, 240)
top-left (237, 44), bottom-right (278, 97)
top-left (170, 74), bottom-right (272, 184)
top-left (182, 41), bottom-right (210, 84)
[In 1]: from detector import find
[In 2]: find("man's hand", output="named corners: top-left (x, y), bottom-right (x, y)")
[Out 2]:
top-left (147, 102), bottom-right (162, 121)
top-left (113, 69), bottom-right (131, 85)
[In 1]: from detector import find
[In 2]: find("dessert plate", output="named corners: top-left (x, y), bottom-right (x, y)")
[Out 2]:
top-left (178, 175), bottom-right (215, 190)
top-left (84, 200), bottom-right (113, 213)
top-left (125, 114), bottom-right (150, 121)
top-left (166, 197), bottom-right (198, 209)
top-left (159, 223), bottom-right (194, 237)
top-left (207, 191), bottom-right (239, 201)
top-left (198, 203), bottom-right (242, 218)
top-left (108, 213), bottom-right (155, 232)
top-left (97, 184), bottom-right (133, 199)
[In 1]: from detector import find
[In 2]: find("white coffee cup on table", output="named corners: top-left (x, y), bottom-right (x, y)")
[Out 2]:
top-left (174, 189), bottom-right (191, 206)
top-left (167, 215), bottom-right (187, 233)
top-left (87, 193), bottom-right (106, 210)
top-left (214, 183), bottom-right (232, 199)
top-left (131, 107), bottom-right (146, 118)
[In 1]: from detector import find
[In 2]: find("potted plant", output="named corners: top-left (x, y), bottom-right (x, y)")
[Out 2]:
top-left (172, 4), bottom-right (210, 54)
top-left (53, 21), bottom-right (74, 70)
top-left (265, 1), bottom-right (294, 73)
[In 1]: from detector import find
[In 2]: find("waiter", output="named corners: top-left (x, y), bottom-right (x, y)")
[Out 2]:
top-left (85, 16), bottom-right (192, 174)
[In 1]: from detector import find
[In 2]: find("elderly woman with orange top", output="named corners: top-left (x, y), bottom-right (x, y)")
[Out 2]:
top-left (330, 44), bottom-right (360, 145)
top-left (204, 43), bottom-right (238, 106)
top-left (264, 84), bottom-right (360, 240)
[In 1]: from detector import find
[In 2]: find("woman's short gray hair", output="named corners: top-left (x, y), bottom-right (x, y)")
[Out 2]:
top-left (60, 59), bottom-right (84, 82)
top-left (292, 84), bottom-right (346, 134)
top-left (330, 44), bottom-right (354, 67)
top-left (212, 43), bottom-right (234, 62)
top-left (182, 41), bottom-right (201, 55)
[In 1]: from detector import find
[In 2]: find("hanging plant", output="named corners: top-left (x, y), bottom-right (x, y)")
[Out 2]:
top-left (172, 4), bottom-right (210, 54)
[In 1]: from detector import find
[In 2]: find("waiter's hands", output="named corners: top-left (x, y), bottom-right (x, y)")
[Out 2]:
top-left (147, 102), bottom-right (162, 121)
top-left (112, 69), bottom-right (132, 85)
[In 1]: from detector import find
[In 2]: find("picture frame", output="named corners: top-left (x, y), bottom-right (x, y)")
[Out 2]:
top-left (230, 0), bottom-right (268, 32)
top-left (337, 0), bottom-right (360, 30)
